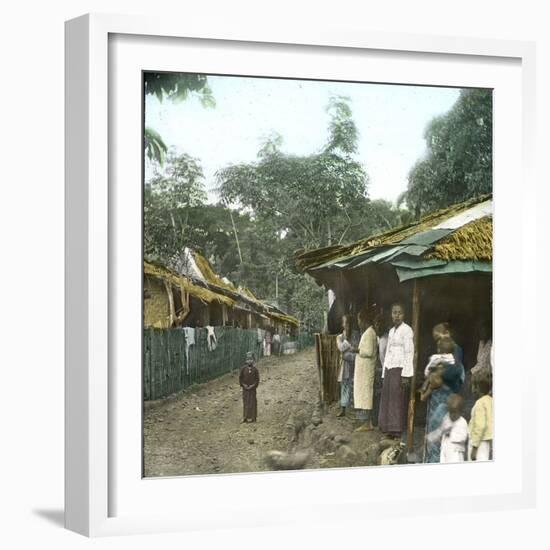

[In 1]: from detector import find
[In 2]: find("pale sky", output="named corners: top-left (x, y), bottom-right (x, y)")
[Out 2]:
top-left (145, 75), bottom-right (460, 204)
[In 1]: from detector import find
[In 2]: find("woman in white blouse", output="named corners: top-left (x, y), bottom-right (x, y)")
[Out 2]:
top-left (377, 303), bottom-right (414, 439)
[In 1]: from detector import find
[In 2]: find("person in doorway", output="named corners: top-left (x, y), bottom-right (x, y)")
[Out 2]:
top-left (263, 327), bottom-right (272, 357)
top-left (353, 310), bottom-right (378, 431)
top-left (272, 332), bottom-right (281, 356)
top-left (426, 393), bottom-right (469, 463)
top-left (468, 369), bottom-right (493, 461)
top-left (471, 319), bottom-right (493, 393)
top-left (378, 303), bottom-right (414, 439)
top-left (336, 314), bottom-right (360, 417)
top-left (239, 352), bottom-right (260, 423)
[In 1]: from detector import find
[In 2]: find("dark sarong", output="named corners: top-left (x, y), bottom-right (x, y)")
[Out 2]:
top-left (378, 367), bottom-right (407, 436)
top-left (372, 366), bottom-right (384, 426)
top-left (424, 385), bottom-right (451, 462)
top-left (242, 389), bottom-right (257, 421)
top-left (239, 363), bottom-right (259, 421)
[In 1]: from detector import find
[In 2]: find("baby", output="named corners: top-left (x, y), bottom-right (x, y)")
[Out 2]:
top-left (426, 393), bottom-right (469, 463)
top-left (419, 336), bottom-right (456, 401)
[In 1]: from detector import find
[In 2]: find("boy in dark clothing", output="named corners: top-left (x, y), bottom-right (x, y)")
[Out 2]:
top-left (239, 352), bottom-right (260, 423)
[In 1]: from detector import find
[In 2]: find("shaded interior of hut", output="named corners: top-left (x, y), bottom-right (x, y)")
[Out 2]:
top-left (325, 266), bottom-right (492, 424)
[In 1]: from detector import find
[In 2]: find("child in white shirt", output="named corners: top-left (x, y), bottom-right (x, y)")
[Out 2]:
top-left (426, 394), bottom-right (469, 463)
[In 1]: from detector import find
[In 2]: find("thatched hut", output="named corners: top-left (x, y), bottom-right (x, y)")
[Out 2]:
top-left (295, 194), bottom-right (493, 450)
top-left (144, 251), bottom-right (299, 333)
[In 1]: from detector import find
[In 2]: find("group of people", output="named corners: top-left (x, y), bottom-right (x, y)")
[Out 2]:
top-left (336, 303), bottom-right (494, 464)
top-left (237, 304), bottom-right (494, 465)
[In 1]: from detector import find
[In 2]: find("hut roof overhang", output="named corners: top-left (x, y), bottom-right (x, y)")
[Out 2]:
top-left (144, 258), bottom-right (300, 326)
top-left (295, 194), bottom-right (492, 284)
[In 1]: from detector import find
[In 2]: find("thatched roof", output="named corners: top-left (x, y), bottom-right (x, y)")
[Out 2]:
top-left (427, 216), bottom-right (492, 261)
top-left (144, 260), bottom-right (235, 306)
top-left (144, 257), bottom-right (300, 326)
top-left (191, 252), bottom-right (301, 325)
top-left (192, 251), bottom-right (239, 293)
top-left (295, 194), bottom-right (492, 283)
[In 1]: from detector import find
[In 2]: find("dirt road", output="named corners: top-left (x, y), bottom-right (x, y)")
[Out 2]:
top-left (144, 348), bottom-right (322, 477)
top-left (144, 347), bottom-right (416, 477)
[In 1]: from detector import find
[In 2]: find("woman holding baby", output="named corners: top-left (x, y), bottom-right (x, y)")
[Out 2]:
top-left (423, 322), bottom-right (465, 463)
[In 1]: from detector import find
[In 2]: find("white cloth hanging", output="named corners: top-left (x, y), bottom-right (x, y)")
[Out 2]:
top-left (182, 327), bottom-right (196, 374)
top-left (206, 325), bottom-right (217, 351)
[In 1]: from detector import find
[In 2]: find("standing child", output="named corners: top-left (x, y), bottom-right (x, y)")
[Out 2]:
top-left (468, 369), bottom-right (493, 461)
top-left (239, 352), bottom-right (260, 423)
top-left (336, 314), bottom-right (360, 417)
top-left (426, 393), bottom-right (469, 463)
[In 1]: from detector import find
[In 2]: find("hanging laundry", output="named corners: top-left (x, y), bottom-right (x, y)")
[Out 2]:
top-left (206, 325), bottom-right (218, 351)
top-left (182, 327), bottom-right (196, 374)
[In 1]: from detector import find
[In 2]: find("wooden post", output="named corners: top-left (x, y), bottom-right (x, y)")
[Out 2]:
top-left (315, 333), bottom-right (325, 404)
top-left (203, 305), bottom-right (210, 327)
top-left (365, 271), bottom-right (369, 311)
top-left (163, 280), bottom-right (175, 327)
top-left (407, 279), bottom-right (421, 454)
top-left (177, 288), bottom-right (190, 324)
top-left (222, 304), bottom-right (228, 326)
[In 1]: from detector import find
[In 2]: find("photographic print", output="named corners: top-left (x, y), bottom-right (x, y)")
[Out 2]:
top-left (142, 72), bottom-right (493, 477)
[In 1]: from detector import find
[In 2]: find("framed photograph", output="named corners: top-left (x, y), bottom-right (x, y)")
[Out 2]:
top-left (65, 13), bottom-right (536, 537)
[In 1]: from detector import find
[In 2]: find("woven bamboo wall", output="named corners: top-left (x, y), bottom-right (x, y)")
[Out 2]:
top-left (144, 327), bottom-right (314, 401)
top-left (315, 333), bottom-right (340, 404)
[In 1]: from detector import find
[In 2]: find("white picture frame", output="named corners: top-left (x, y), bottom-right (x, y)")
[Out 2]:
top-left (65, 13), bottom-right (537, 537)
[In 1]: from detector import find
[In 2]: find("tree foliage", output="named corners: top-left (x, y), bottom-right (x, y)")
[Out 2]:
top-left (211, 97), bottom-right (409, 328)
top-left (404, 89), bottom-right (492, 217)
top-left (144, 151), bottom-right (207, 269)
top-left (144, 73), bottom-right (215, 165)
top-left (216, 97), bottom-right (371, 249)
top-left (144, 72), bottom-right (215, 107)
top-left (144, 96), bottom-right (411, 330)
top-left (325, 95), bottom-right (359, 155)
top-left (144, 127), bottom-right (168, 165)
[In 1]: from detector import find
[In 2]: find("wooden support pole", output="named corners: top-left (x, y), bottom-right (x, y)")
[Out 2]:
top-left (407, 279), bottom-right (421, 454)
top-left (222, 304), bottom-right (228, 326)
top-left (315, 333), bottom-right (325, 404)
top-left (177, 288), bottom-right (191, 324)
top-left (163, 280), bottom-right (175, 327)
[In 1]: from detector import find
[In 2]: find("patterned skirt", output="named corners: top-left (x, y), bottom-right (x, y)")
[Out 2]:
top-left (378, 368), bottom-right (407, 436)
top-left (424, 385), bottom-right (452, 462)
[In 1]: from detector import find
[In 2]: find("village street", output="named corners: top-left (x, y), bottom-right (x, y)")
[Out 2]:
top-left (144, 347), bottom-right (321, 477)
top-left (143, 347), bottom-right (405, 478)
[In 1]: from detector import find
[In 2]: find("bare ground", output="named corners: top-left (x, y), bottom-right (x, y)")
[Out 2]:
top-left (144, 347), bottom-right (414, 478)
